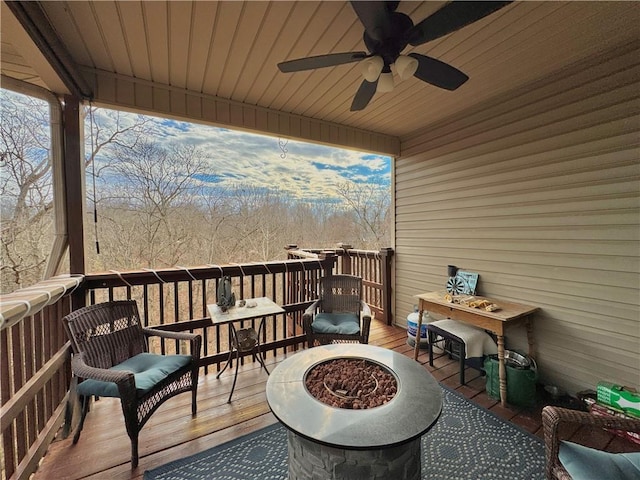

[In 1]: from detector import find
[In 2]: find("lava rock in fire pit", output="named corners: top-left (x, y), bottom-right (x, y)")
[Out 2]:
top-left (305, 358), bottom-right (397, 409)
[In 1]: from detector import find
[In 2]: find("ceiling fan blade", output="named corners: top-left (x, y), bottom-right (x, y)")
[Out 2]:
top-left (410, 53), bottom-right (469, 91)
top-left (409, 1), bottom-right (511, 46)
top-left (350, 79), bottom-right (378, 111)
top-left (350, 1), bottom-right (394, 41)
top-left (278, 52), bottom-right (367, 73)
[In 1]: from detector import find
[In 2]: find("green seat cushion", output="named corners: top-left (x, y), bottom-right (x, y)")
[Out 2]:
top-left (311, 313), bottom-right (360, 335)
top-left (77, 352), bottom-right (192, 398)
top-left (559, 440), bottom-right (640, 480)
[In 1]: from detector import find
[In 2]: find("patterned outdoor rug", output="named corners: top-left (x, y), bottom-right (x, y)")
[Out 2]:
top-left (144, 386), bottom-right (545, 479)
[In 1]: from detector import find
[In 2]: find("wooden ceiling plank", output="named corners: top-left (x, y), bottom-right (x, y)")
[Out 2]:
top-left (91, 1), bottom-right (132, 77)
top-left (116, 1), bottom-right (151, 81)
top-left (233, 1), bottom-right (295, 102)
top-left (64, 1), bottom-right (112, 71)
top-left (39, 1), bottom-right (93, 67)
top-left (243, 1), bottom-right (319, 106)
top-left (200, 1), bottom-right (244, 98)
top-left (185, 1), bottom-right (218, 93)
top-left (216, 1), bottom-right (270, 99)
top-left (168, 1), bottom-right (193, 90)
top-left (143, 1), bottom-right (170, 86)
top-left (258, 1), bottom-right (348, 110)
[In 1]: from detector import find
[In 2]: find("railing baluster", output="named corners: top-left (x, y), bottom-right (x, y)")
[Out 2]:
top-left (11, 319), bottom-right (27, 463)
top-left (159, 282), bottom-right (165, 354)
top-left (173, 281), bottom-right (180, 354)
top-left (24, 314), bottom-right (36, 451)
top-left (34, 308), bottom-right (45, 432)
top-left (1, 326), bottom-right (15, 478)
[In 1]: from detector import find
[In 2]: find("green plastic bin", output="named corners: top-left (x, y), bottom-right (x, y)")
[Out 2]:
top-left (484, 353), bottom-right (538, 407)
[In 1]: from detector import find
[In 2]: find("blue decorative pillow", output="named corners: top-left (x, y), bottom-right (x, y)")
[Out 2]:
top-left (311, 313), bottom-right (360, 335)
top-left (559, 440), bottom-right (640, 480)
top-left (77, 352), bottom-right (192, 398)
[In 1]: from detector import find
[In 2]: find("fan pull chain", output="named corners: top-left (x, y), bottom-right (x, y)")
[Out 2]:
top-left (278, 138), bottom-right (288, 159)
top-left (89, 103), bottom-right (100, 254)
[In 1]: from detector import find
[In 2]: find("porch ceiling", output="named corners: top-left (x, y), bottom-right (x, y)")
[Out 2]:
top-left (2, 1), bottom-right (638, 144)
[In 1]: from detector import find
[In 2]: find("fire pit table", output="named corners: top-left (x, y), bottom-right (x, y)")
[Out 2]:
top-left (266, 344), bottom-right (442, 480)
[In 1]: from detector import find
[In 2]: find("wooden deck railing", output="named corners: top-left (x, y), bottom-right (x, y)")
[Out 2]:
top-left (0, 245), bottom-right (394, 480)
top-left (286, 244), bottom-right (394, 324)
top-left (1, 277), bottom-right (80, 480)
top-left (82, 255), bottom-right (338, 374)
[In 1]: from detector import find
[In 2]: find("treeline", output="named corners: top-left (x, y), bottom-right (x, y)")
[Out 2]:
top-left (86, 183), bottom-right (389, 273)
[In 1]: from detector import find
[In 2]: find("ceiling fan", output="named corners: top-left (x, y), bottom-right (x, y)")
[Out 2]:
top-left (277, 1), bottom-right (511, 111)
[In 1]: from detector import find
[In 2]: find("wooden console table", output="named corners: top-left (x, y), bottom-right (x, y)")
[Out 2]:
top-left (414, 291), bottom-right (538, 407)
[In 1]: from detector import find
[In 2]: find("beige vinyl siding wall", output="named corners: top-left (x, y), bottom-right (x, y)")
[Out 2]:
top-left (394, 40), bottom-right (640, 395)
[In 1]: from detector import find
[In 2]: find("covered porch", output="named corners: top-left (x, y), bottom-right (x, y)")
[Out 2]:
top-left (1, 1), bottom-right (639, 479)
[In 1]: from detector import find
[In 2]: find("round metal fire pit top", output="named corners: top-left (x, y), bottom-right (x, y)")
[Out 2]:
top-left (266, 344), bottom-right (442, 450)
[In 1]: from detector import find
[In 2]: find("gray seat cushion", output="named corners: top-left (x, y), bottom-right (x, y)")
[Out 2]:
top-left (77, 352), bottom-right (192, 398)
top-left (311, 313), bottom-right (360, 335)
top-left (559, 440), bottom-right (640, 480)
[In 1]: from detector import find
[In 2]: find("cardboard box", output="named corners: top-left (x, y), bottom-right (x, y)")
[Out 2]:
top-left (589, 402), bottom-right (640, 446)
top-left (596, 382), bottom-right (640, 418)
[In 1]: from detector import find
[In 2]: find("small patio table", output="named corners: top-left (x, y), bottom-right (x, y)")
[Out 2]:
top-left (414, 291), bottom-right (538, 407)
top-left (207, 297), bottom-right (284, 402)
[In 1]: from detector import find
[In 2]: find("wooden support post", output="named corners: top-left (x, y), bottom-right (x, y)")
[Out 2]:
top-left (337, 243), bottom-right (352, 275)
top-left (379, 247), bottom-right (394, 325)
top-left (62, 95), bottom-right (86, 308)
top-left (318, 251), bottom-right (337, 277)
top-left (285, 244), bottom-right (297, 259)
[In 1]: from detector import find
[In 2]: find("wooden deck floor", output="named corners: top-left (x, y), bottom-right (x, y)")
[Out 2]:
top-left (34, 320), bottom-right (637, 480)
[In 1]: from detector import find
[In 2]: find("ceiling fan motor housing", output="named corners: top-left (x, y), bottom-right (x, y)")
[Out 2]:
top-left (363, 12), bottom-right (414, 66)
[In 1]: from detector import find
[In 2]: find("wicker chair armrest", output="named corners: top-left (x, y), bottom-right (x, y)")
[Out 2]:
top-left (360, 301), bottom-right (372, 320)
top-left (303, 299), bottom-right (321, 319)
top-left (302, 299), bottom-right (321, 333)
top-left (142, 327), bottom-right (197, 341)
top-left (142, 327), bottom-right (202, 360)
top-left (542, 406), bottom-right (640, 480)
top-left (71, 352), bottom-right (134, 385)
top-left (360, 302), bottom-right (372, 344)
top-left (544, 405), bottom-right (640, 434)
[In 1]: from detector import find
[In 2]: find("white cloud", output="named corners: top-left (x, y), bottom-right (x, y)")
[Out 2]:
top-left (90, 108), bottom-right (391, 202)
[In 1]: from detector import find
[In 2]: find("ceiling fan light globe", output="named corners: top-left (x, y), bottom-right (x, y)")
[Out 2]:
top-left (395, 55), bottom-right (419, 81)
top-left (377, 72), bottom-right (394, 93)
top-left (360, 56), bottom-right (384, 82)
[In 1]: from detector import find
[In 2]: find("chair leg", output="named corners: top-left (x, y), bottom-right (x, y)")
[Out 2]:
top-left (459, 343), bottom-right (466, 386)
top-left (130, 434), bottom-right (139, 469)
top-left (73, 395), bottom-right (90, 444)
top-left (192, 386), bottom-right (197, 416)
top-left (428, 330), bottom-right (435, 367)
top-left (216, 349), bottom-right (234, 379)
top-left (227, 349), bottom-right (241, 403)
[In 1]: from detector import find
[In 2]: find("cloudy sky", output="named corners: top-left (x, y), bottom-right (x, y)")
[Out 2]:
top-left (94, 108), bottom-right (391, 203)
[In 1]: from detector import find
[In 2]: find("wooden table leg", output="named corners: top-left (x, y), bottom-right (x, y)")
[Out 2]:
top-left (413, 308), bottom-right (423, 361)
top-left (497, 334), bottom-right (507, 407)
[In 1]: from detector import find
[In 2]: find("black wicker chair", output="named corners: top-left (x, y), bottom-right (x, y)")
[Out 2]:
top-left (303, 275), bottom-right (372, 347)
top-left (63, 300), bottom-right (201, 468)
top-left (542, 405), bottom-right (640, 480)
